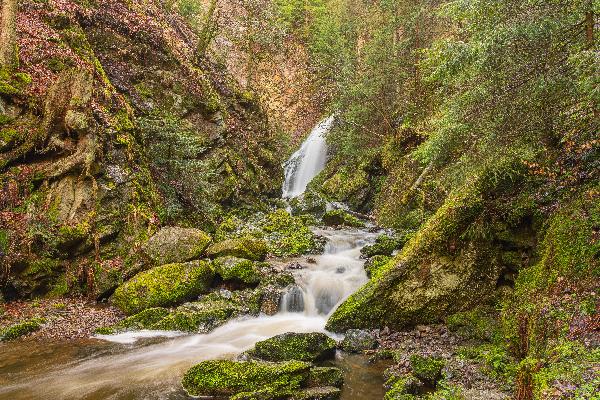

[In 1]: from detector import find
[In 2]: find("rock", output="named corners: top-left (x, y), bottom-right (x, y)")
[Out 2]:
top-left (260, 285), bottom-right (284, 315)
top-left (211, 257), bottom-right (262, 284)
top-left (153, 296), bottom-right (241, 333)
top-left (286, 262), bottom-right (306, 270)
top-left (143, 227), bottom-right (212, 265)
top-left (339, 329), bottom-right (378, 353)
top-left (409, 355), bottom-right (445, 386)
top-left (292, 387), bottom-right (342, 400)
top-left (182, 359), bottom-right (312, 397)
top-left (110, 260), bottom-right (214, 315)
top-left (249, 332), bottom-right (337, 362)
top-left (322, 210), bottom-right (364, 228)
top-left (363, 255), bottom-right (391, 278)
top-left (207, 237), bottom-right (269, 261)
top-left (384, 373), bottom-right (421, 399)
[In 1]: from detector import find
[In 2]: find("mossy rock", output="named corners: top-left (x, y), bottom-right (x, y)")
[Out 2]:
top-left (308, 367), bottom-right (343, 388)
top-left (261, 210), bottom-right (324, 257)
top-left (182, 359), bottom-right (312, 397)
top-left (291, 387), bottom-right (342, 400)
top-left (409, 355), bottom-right (445, 386)
top-left (361, 235), bottom-right (401, 258)
top-left (111, 260), bottom-right (214, 315)
top-left (288, 190), bottom-right (328, 217)
top-left (211, 257), bottom-right (262, 284)
top-left (446, 308), bottom-right (499, 341)
top-left (207, 237), bottom-right (269, 261)
top-left (143, 227), bottom-right (211, 265)
top-left (249, 332), bottom-right (337, 362)
top-left (322, 210), bottom-right (364, 228)
top-left (364, 255), bottom-right (391, 279)
top-left (0, 318), bottom-right (45, 341)
top-left (153, 297), bottom-right (240, 333)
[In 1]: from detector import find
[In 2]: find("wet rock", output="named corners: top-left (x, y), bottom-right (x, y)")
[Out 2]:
top-left (111, 260), bottom-right (214, 315)
top-left (288, 189), bottom-right (328, 217)
top-left (207, 237), bottom-right (269, 261)
top-left (143, 227), bottom-right (211, 265)
top-left (293, 386), bottom-right (341, 400)
top-left (249, 332), bottom-right (337, 362)
top-left (260, 285), bottom-right (283, 315)
top-left (286, 262), bottom-right (306, 270)
top-left (322, 210), bottom-right (364, 228)
top-left (340, 329), bottom-right (378, 353)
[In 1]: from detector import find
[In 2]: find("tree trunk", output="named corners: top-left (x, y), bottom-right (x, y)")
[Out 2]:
top-left (0, 0), bottom-right (19, 71)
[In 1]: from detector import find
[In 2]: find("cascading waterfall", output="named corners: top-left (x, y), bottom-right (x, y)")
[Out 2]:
top-left (0, 116), bottom-right (378, 400)
top-left (282, 115), bottom-right (334, 198)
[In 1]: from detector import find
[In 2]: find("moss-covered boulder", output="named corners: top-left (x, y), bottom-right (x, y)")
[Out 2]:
top-left (143, 227), bottom-right (211, 265)
top-left (111, 260), bottom-right (214, 315)
top-left (325, 165), bottom-right (519, 332)
top-left (212, 257), bottom-right (262, 284)
top-left (207, 237), bottom-right (269, 261)
top-left (322, 210), bottom-right (364, 228)
top-left (153, 296), bottom-right (241, 333)
top-left (249, 332), bottom-right (337, 362)
top-left (0, 318), bottom-right (45, 341)
top-left (384, 374), bottom-right (421, 400)
top-left (288, 189), bottom-right (328, 217)
top-left (182, 359), bottom-right (312, 397)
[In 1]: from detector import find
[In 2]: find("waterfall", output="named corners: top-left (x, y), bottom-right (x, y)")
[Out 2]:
top-left (282, 115), bottom-right (334, 198)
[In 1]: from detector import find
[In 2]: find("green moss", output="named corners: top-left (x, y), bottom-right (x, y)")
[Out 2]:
top-left (384, 374), bottom-right (420, 400)
top-left (249, 332), bottom-right (337, 362)
top-left (446, 308), bottom-right (499, 341)
top-left (111, 260), bottom-right (214, 315)
top-left (308, 367), bottom-right (343, 388)
top-left (181, 359), bottom-right (311, 397)
top-left (409, 355), bottom-right (445, 385)
top-left (207, 236), bottom-right (269, 261)
top-left (0, 318), bottom-right (45, 341)
top-left (261, 210), bottom-right (323, 257)
top-left (364, 255), bottom-right (391, 279)
top-left (154, 297), bottom-right (239, 332)
top-left (211, 257), bottom-right (262, 284)
top-left (322, 210), bottom-right (365, 228)
top-left (361, 235), bottom-right (401, 258)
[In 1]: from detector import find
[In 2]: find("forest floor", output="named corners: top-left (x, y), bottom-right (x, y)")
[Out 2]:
top-left (0, 298), bottom-right (124, 340)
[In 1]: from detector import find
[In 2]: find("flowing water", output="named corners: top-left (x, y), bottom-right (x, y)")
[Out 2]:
top-left (0, 118), bottom-right (389, 399)
top-left (282, 115), bottom-right (334, 198)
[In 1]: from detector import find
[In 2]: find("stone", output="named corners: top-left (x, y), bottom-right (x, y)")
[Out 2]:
top-left (339, 329), bottom-right (378, 353)
top-left (110, 260), bottom-right (214, 315)
top-left (142, 227), bottom-right (212, 265)
top-left (207, 237), bottom-right (269, 261)
top-left (249, 332), bottom-right (337, 362)
top-left (182, 359), bottom-right (312, 397)
top-left (211, 256), bottom-right (262, 284)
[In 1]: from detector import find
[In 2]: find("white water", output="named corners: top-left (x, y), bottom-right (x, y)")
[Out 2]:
top-left (0, 124), bottom-right (378, 400)
top-left (0, 227), bottom-right (376, 400)
top-left (282, 115), bottom-right (334, 198)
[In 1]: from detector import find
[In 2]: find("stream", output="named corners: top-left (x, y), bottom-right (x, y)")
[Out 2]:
top-left (0, 117), bottom-right (389, 399)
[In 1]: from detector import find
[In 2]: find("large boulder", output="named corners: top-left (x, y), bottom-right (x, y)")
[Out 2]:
top-left (182, 359), bottom-right (312, 397)
top-left (360, 235), bottom-right (401, 258)
top-left (249, 332), bottom-right (337, 362)
top-left (207, 237), bottom-right (269, 261)
top-left (111, 260), bottom-right (214, 315)
top-left (321, 210), bottom-right (364, 228)
top-left (143, 227), bottom-right (212, 265)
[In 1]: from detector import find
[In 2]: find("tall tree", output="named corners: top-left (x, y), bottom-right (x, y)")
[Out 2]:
top-left (0, 0), bottom-right (19, 71)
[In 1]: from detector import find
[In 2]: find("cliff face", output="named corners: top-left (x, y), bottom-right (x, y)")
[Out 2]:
top-left (0, 0), bottom-right (287, 301)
